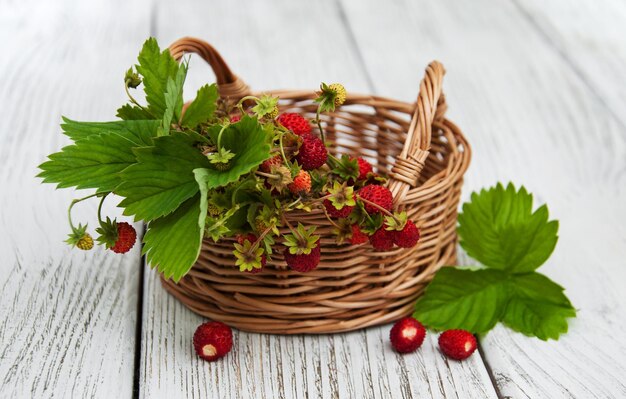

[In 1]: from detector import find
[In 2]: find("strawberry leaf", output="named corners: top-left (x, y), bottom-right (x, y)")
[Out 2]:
top-left (181, 84), bottom-right (219, 128)
top-left (416, 182), bottom-right (574, 340)
top-left (116, 104), bottom-right (153, 121)
top-left (200, 115), bottom-right (271, 189)
top-left (414, 268), bottom-right (511, 334)
top-left (135, 37), bottom-right (180, 117)
top-left (60, 117), bottom-right (158, 142)
top-left (158, 60), bottom-right (187, 136)
top-left (502, 273), bottom-right (576, 340)
top-left (143, 194), bottom-right (207, 282)
top-left (458, 183), bottom-right (559, 273)
top-left (37, 120), bottom-right (159, 192)
top-left (116, 131), bottom-right (210, 221)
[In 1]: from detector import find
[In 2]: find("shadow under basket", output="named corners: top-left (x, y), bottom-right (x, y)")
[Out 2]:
top-left (160, 37), bottom-right (471, 334)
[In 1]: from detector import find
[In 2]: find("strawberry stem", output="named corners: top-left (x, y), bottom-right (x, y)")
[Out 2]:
top-left (314, 108), bottom-right (326, 146)
top-left (255, 171), bottom-right (278, 179)
top-left (320, 203), bottom-right (342, 230)
top-left (124, 84), bottom-right (155, 118)
top-left (358, 196), bottom-right (400, 223)
top-left (236, 95), bottom-right (260, 114)
top-left (96, 193), bottom-right (109, 225)
top-left (67, 192), bottom-right (102, 231)
top-left (278, 132), bottom-right (289, 165)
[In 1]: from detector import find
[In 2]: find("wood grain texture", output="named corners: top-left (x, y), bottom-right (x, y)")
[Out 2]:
top-left (0, 0), bottom-right (150, 397)
top-left (339, 0), bottom-right (626, 397)
top-left (514, 0), bottom-right (626, 130)
top-left (139, 0), bottom-right (498, 397)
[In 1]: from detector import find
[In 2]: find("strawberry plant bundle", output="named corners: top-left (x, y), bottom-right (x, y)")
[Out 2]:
top-left (38, 37), bottom-right (471, 334)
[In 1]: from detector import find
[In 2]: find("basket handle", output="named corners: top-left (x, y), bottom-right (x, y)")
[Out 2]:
top-left (168, 37), bottom-right (251, 99)
top-left (388, 61), bottom-right (447, 204)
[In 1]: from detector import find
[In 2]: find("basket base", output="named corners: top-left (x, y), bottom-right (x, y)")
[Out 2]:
top-left (159, 241), bottom-right (457, 335)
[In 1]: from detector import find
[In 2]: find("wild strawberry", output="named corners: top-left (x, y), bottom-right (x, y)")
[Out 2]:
top-left (110, 222), bottom-right (137, 253)
top-left (324, 182), bottom-right (356, 218)
top-left (324, 199), bottom-right (353, 218)
top-left (284, 242), bottom-right (320, 272)
top-left (369, 227), bottom-right (394, 251)
top-left (283, 223), bottom-right (321, 272)
top-left (278, 113), bottom-right (312, 136)
top-left (438, 330), bottom-right (477, 360)
top-left (288, 170), bottom-right (311, 195)
top-left (236, 233), bottom-right (257, 245)
top-left (233, 234), bottom-right (266, 273)
top-left (296, 135), bottom-right (328, 170)
top-left (350, 225), bottom-right (369, 245)
top-left (260, 154), bottom-right (283, 173)
top-left (328, 83), bottom-right (346, 107)
top-left (236, 234), bottom-right (267, 269)
top-left (193, 321), bottom-right (233, 362)
top-left (229, 115), bottom-right (241, 123)
top-left (355, 157), bottom-right (373, 180)
top-left (392, 220), bottom-right (420, 248)
top-left (76, 234), bottom-right (94, 250)
top-left (358, 185), bottom-right (393, 215)
top-left (207, 203), bottom-right (222, 217)
top-left (96, 218), bottom-right (137, 254)
top-left (390, 317), bottom-right (426, 353)
top-left (66, 223), bottom-right (94, 251)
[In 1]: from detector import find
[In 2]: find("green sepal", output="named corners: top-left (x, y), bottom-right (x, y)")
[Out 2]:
top-left (95, 217), bottom-right (119, 248)
top-left (332, 154), bottom-right (359, 181)
top-left (283, 223), bottom-right (319, 255)
top-left (251, 94), bottom-right (279, 119)
top-left (233, 240), bottom-right (265, 272)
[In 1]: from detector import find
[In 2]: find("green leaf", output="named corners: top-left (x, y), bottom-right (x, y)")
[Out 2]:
top-left (458, 183), bottom-right (559, 273)
top-left (502, 273), bottom-right (576, 340)
top-left (116, 132), bottom-right (211, 221)
top-left (60, 117), bottom-right (159, 142)
top-left (159, 61), bottom-right (187, 136)
top-left (135, 37), bottom-right (180, 117)
top-left (201, 115), bottom-right (271, 189)
top-left (38, 120), bottom-right (159, 192)
top-left (143, 195), bottom-right (206, 281)
top-left (413, 268), bottom-right (511, 334)
top-left (116, 104), bottom-right (153, 120)
top-left (182, 84), bottom-right (219, 128)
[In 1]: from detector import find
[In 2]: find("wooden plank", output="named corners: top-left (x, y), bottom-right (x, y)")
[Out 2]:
top-left (139, 0), bottom-right (499, 397)
top-left (0, 0), bottom-right (151, 397)
top-left (339, 0), bottom-right (626, 397)
top-left (514, 0), bottom-right (626, 129)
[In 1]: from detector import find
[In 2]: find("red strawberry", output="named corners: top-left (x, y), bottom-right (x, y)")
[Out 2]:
top-left (284, 242), bottom-right (321, 272)
top-left (369, 227), bottom-right (394, 251)
top-left (350, 225), bottom-right (369, 245)
top-left (236, 234), bottom-right (267, 272)
top-left (193, 321), bottom-right (233, 362)
top-left (296, 135), bottom-right (328, 170)
top-left (278, 113), bottom-right (312, 136)
top-left (323, 198), bottom-right (353, 218)
top-left (392, 220), bottom-right (420, 248)
top-left (236, 233), bottom-right (257, 245)
top-left (288, 170), bottom-right (312, 195)
top-left (260, 154), bottom-right (283, 173)
top-left (355, 157), bottom-right (373, 180)
top-left (358, 185), bottom-right (393, 215)
top-left (438, 330), bottom-right (477, 360)
top-left (229, 115), bottom-right (241, 123)
top-left (390, 317), bottom-right (426, 353)
top-left (110, 222), bottom-right (137, 254)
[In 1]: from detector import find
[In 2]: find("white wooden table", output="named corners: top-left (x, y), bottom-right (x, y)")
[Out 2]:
top-left (1, 0), bottom-right (626, 397)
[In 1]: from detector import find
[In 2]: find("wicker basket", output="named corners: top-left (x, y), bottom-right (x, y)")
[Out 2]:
top-left (160, 37), bottom-right (471, 334)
